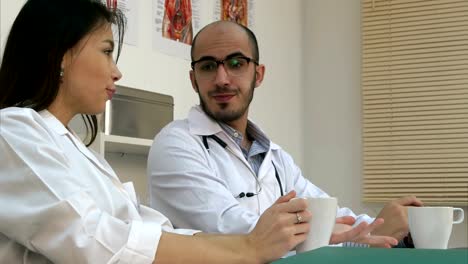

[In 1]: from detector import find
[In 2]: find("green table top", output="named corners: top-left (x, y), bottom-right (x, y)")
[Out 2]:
top-left (273, 247), bottom-right (468, 264)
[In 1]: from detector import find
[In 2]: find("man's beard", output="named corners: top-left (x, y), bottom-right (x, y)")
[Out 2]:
top-left (195, 77), bottom-right (255, 123)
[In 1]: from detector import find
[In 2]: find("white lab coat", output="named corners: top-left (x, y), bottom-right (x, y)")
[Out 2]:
top-left (148, 105), bottom-right (374, 234)
top-left (0, 107), bottom-right (197, 264)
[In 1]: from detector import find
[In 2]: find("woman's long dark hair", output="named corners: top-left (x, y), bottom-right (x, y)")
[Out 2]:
top-left (0, 0), bottom-right (125, 146)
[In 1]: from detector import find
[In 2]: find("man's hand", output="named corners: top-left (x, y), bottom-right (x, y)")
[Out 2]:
top-left (371, 196), bottom-right (423, 241)
top-left (330, 216), bottom-right (398, 248)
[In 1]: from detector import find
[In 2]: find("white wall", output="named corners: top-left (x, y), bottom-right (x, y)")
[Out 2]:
top-left (302, 0), bottom-right (467, 248)
top-left (303, 0), bottom-right (366, 225)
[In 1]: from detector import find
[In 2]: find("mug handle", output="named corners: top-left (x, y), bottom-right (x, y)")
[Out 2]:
top-left (453, 208), bottom-right (464, 224)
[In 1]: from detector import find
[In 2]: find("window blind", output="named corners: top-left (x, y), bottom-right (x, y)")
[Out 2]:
top-left (361, 0), bottom-right (468, 205)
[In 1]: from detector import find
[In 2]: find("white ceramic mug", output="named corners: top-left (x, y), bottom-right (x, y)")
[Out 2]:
top-left (295, 197), bottom-right (337, 253)
top-left (408, 206), bottom-right (464, 249)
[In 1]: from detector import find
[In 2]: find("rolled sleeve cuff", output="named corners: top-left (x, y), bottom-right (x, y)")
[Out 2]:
top-left (120, 220), bottom-right (161, 264)
top-left (247, 217), bottom-right (259, 233)
top-left (162, 226), bottom-right (201, 236)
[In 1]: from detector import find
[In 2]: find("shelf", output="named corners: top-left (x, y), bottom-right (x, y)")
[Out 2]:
top-left (102, 134), bottom-right (153, 155)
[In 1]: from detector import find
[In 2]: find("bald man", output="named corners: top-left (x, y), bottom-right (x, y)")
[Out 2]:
top-left (148, 21), bottom-right (421, 248)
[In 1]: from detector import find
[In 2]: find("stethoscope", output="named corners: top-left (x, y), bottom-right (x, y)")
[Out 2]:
top-left (202, 134), bottom-right (284, 198)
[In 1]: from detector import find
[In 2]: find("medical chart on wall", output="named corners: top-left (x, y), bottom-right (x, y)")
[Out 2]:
top-left (214, 0), bottom-right (255, 28)
top-left (152, 0), bottom-right (202, 60)
top-left (104, 0), bottom-right (138, 46)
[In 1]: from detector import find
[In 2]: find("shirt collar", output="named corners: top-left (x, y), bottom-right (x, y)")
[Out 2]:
top-left (188, 105), bottom-right (223, 136)
top-left (38, 110), bottom-right (119, 180)
top-left (219, 121), bottom-right (271, 152)
top-left (39, 109), bottom-right (69, 136)
top-left (188, 105), bottom-right (280, 150)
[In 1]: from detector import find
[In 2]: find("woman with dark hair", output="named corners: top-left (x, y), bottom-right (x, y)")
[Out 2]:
top-left (0, 0), bottom-right (127, 146)
top-left (0, 0), bottom-right (313, 263)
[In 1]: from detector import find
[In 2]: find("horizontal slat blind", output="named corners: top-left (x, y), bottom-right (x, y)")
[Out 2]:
top-left (361, 0), bottom-right (468, 205)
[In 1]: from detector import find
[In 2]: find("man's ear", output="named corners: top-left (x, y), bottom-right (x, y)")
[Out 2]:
top-left (254, 64), bottom-right (265, 88)
top-left (189, 70), bottom-right (199, 93)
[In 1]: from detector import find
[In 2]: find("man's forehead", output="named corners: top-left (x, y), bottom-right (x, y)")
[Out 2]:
top-left (199, 20), bottom-right (243, 34)
top-left (192, 24), bottom-right (250, 58)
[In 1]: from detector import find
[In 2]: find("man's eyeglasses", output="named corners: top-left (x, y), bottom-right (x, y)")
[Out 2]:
top-left (191, 56), bottom-right (258, 80)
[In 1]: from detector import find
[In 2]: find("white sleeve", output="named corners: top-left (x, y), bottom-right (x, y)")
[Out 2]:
top-left (279, 150), bottom-right (374, 225)
top-left (148, 125), bottom-right (259, 234)
top-left (0, 110), bottom-right (159, 264)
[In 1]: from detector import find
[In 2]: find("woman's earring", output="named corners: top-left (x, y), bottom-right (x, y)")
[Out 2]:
top-left (59, 68), bottom-right (64, 83)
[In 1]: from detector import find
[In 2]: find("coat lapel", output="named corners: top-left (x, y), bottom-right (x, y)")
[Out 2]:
top-left (40, 110), bottom-right (120, 182)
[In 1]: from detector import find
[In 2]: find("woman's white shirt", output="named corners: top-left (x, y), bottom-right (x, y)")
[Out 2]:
top-left (0, 107), bottom-right (196, 264)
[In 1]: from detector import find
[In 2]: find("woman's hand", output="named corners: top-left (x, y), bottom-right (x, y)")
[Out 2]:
top-left (248, 191), bottom-right (312, 263)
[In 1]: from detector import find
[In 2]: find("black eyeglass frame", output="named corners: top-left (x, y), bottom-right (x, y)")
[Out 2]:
top-left (190, 55), bottom-right (259, 70)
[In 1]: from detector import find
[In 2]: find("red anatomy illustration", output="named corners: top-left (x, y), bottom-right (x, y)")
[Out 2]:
top-left (162, 0), bottom-right (193, 45)
top-left (221, 0), bottom-right (247, 26)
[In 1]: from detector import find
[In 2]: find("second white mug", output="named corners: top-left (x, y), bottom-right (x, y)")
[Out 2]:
top-left (408, 206), bottom-right (464, 249)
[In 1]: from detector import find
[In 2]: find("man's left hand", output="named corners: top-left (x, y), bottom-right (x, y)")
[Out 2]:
top-left (371, 196), bottom-right (423, 241)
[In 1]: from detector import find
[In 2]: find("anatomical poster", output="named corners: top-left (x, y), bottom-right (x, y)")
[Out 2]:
top-left (153, 0), bottom-right (202, 60)
top-left (104, 0), bottom-right (138, 46)
top-left (214, 0), bottom-right (254, 28)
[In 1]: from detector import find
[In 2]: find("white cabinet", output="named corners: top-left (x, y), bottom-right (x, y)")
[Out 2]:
top-left (97, 133), bottom-right (153, 156)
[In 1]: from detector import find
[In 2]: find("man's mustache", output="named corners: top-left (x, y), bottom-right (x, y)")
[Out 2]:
top-left (208, 86), bottom-right (238, 95)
